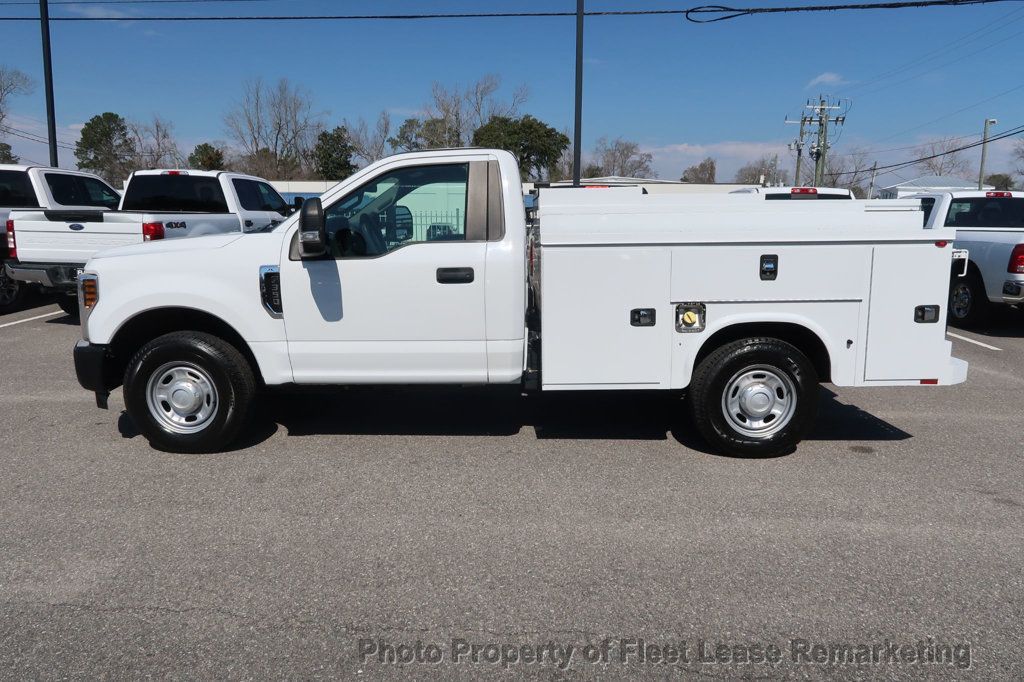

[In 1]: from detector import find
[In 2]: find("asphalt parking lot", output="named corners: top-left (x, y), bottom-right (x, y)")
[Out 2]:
top-left (1, 298), bottom-right (1022, 679)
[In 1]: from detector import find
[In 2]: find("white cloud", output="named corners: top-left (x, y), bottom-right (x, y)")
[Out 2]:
top-left (806, 72), bottom-right (848, 89)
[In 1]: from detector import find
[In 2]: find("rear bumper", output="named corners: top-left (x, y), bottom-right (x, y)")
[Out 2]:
top-left (999, 279), bottom-right (1024, 303)
top-left (73, 340), bottom-right (114, 408)
top-left (5, 262), bottom-right (82, 291)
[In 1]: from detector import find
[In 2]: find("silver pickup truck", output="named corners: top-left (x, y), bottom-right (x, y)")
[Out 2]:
top-left (6, 170), bottom-right (294, 316)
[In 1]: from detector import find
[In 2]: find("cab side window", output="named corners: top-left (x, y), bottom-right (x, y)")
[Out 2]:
top-left (322, 164), bottom-right (468, 258)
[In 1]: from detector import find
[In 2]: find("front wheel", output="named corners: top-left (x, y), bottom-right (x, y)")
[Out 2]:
top-left (688, 338), bottom-right (818, 457)
top-left (123, 332), bottom-right (256, 453)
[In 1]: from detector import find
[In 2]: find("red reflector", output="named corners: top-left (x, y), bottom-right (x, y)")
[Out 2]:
top-left (920, 379), bottom-right (939, 385)
top-left (1009, 244), bottom-right (1024, 274)
top-left (934, 240), bottom-right (949, 247)
top-left (791, 187), bottom-right (817, 194)
top-left (5, 219), bottom-right (15, 259)
top-left (142, 222), bottom-right (165, 241)
top-left (986, 191), bottom-right (1012, 198)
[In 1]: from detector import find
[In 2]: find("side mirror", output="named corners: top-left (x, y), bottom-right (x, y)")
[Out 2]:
top-left (388, 205), bottom-right (414, 242)
top-left (298, 197), bottom-right (327, 258)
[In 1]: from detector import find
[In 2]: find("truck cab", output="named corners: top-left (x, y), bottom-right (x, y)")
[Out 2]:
top-left (913, 190), bottom-right (1024, 325)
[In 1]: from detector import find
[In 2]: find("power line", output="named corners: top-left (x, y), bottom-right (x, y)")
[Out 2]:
top-left (0, 1), bottom-right (1017, 22)
top-left (0, 124), bottom-right (75, 150)
top-left (831, 123), bottom-right (1024, 177)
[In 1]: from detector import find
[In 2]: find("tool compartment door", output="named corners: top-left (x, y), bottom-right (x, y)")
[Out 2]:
top-left (541, 246), bottom-right (672, 389)
top-left (864, 244), bottom-right (952, 381)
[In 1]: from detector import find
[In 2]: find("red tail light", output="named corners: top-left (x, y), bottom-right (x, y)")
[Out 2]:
top-left (935, 241), bottom-right (949, 248)
top-left (5, 219), bottom-right (15, 260)
top-left (1009, 244), bottom-right (1024, 274)
top-left (142, 222), bottom-right (164, 241)
top-left (986, 191), bottom-right (1012, 198)
top-left (791, 187), bottom-right (818, 195)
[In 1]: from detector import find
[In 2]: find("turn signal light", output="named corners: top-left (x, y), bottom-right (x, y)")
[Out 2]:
top-left (1009, 244), bottom-right (1024, 274)
top-left (142, 222), bottom-right (165, 241)
top-left (81, 276), bottom-right (99, 309)
top-left (5, 219), bottom-right (15, 259)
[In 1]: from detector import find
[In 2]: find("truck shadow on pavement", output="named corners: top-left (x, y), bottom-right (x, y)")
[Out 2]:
top-left (951, 306), bottom-right (1024, 339)
top-left (169, 384), bottom-right (910, 458)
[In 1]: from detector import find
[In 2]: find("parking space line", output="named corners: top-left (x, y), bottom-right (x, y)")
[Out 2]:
top-left (947, 332), bottom-right (1002, 351)
top-left (0, 311), bottom-right (62, 329)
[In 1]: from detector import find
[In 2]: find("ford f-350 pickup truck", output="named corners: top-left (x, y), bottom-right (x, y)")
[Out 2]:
top-left (0, 164), bottom-right (120, 313)
top-left (913, 190), bottom-right (1024, 326)
top-left (6, 169), bottom-right (292, 315)
top-left (72, 149), bottom-right (966, 457)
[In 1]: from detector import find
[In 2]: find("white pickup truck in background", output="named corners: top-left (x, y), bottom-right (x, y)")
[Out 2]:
top-left (730, 187), bottom-right (855, 200)
top-left (914, 190), bottom-right (1024, 326)
top-left (6, 170), bottom-right (292, 315)
top-left (0, 164), bottom-right (121, 313)
top-left (72, 149), bottom-right (965, 457)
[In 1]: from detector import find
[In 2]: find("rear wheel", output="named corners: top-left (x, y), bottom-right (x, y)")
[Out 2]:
top-left (123, 332), bottom-right (255, 453)
top-left (948, 271), bottom-right (990, 327)
top-left (56, 295), bottom-right (79, 319)
top-left (0, 266), bottom-right (26, 314)
top-left (688, 338), bottom-right (818, 457)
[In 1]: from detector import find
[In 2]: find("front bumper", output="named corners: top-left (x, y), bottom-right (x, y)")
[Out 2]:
top-left (74, 340), bottom-right (114, 408)
top-left (5, 262), bottom-right (83, 292)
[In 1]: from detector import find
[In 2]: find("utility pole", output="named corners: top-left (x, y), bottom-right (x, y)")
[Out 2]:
top-left (786, 115), bottom-right (809, 185)
top-left (572, 0), bottom-right (584, 187)
top-left (867, 161), bottom-right (878, 199)
top-left (39, 0), bottom-right (58, 167)
top-left (978, 117), bottom-right (997, 190)
top-left (803, 97), bottom-right (845, 187)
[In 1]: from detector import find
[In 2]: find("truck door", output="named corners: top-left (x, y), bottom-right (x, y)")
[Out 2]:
top-left (231, 178), bottom-right (289, 231)
top-left (278, 161), bottom-right (488, 383)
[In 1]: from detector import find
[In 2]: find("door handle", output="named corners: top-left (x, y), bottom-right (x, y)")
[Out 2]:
top-left (436, 267), bottom-right (474, 284)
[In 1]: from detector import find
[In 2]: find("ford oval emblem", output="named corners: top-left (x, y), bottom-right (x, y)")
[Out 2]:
top-left (69, 223), bottom-right (85, 231)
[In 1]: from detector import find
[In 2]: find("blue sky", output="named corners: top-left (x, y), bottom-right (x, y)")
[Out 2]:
top-left (2, 0), bottom-right (1022, 184)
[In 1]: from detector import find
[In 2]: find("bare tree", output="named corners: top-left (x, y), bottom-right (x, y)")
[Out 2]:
top-left (0, 66), bottom-right (33, 136)
top-left (1013, 139), bottom-right (1024, 178)
top-left (680, 157), bottom-right (716, 183)
top-left (224, 78), bottom-right (323, 178)
top-left (734, 154), bottom-right (790, 185)
top-left (822, 146), bottom-right (872, 196)
top-left (916, 136), bottom-right (972, 178)
top-left (129, 115), bottom-right (184, 170)
top-left (590, 137), bottom-right (655, 178)
top-left (346, 110), bottom-right (392, 165)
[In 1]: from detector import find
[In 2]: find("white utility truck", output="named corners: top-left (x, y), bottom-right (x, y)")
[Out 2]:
top-left (72, 149), bottom-right (966, 456)
top-left (0, 164), bottom-right (121, 313)
top-left (6, 169), bottom-right (291, 315)
top-left (913, 190), bottom-right (1024, 326)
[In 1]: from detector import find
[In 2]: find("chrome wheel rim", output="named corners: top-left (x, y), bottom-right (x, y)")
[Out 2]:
top-left (721, 365), bottom-right (797, 439)
top-left (950, 282), bottom-right (972, 319)
top-left (146, 362), bottom-right (219, 434)
top-left (0, 270), bottom-right (19, 306)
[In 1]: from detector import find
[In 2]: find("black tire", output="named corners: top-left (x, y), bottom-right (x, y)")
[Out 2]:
top-left (56, 295), bottom-right (79, 319)
top-left (688, 338), bottom-right (818, 457)
top-left (948, 270), bottom-right (990, 328)
top-left (123, 331), bottom-right (256, 453)
top-left (0, 266), bottom-right (26, 314)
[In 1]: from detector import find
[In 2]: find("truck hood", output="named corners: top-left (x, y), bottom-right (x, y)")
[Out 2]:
top-left (89, 233), bottom-right (245, 260)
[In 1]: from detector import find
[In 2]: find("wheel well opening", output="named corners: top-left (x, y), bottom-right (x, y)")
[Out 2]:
top-left (694, 322), bottom-right (832, 383)
top-left (108, 308), bottom-right (261, 388)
